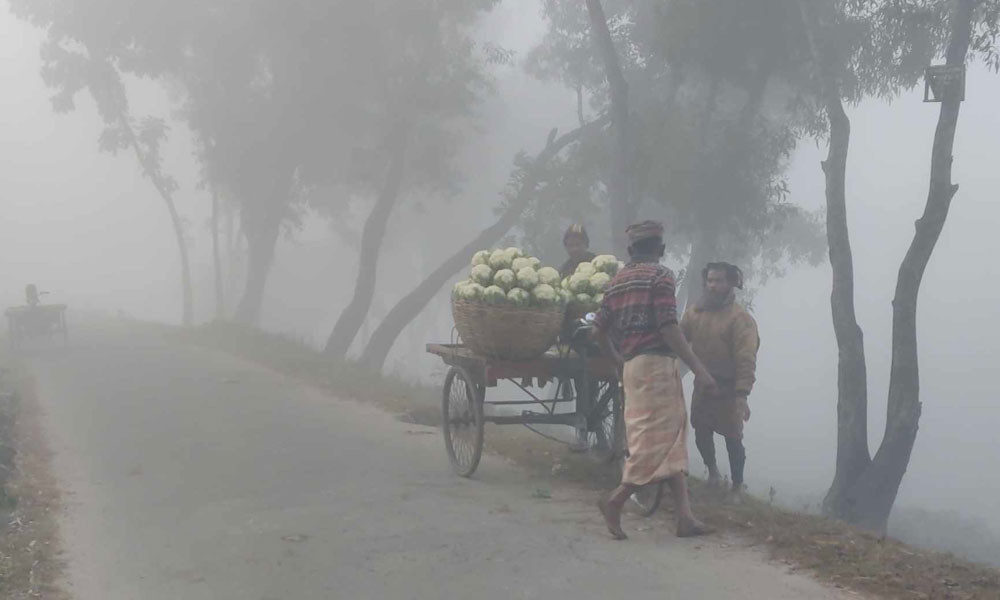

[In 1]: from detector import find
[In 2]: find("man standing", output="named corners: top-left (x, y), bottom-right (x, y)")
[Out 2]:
top-left (559, 224), bottom-right (596, 278)
top-left (592, 221), bottom-right (716, 539)
top-left (682, 262), bottom-right (760, 501)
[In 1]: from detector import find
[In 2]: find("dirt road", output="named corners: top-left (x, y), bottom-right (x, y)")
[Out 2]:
top-left (26, 325), bottom-right (853, 599)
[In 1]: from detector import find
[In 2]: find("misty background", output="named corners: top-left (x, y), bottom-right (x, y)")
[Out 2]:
top-left (1, 0), bottom-right (998, 561)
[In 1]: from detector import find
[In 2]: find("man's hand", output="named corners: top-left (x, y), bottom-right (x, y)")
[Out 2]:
top-left (694, 369), bottom-right (719, 396)
top-left (735, 396), bottom-right (750, 422)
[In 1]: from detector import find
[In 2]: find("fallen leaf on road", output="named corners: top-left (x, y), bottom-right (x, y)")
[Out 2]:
top-left (281, 534), bottom-right (310, 543)
top-left (532, 489), bottom-right (552, 499)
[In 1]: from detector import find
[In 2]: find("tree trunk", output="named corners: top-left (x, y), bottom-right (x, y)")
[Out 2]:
top-left (839, 0), bottom-right (974, 533)
top-left (359, 117), bottom-right (611, 372)
top-left (797, 0), bottom-right (872, 520)
top-left (121, 117), bottom-right (194, 327)
top-left (234, 214), bottom-right (281, 325)
top-left (324, 128), bottom-right (409, 359)
top-left (211, 187), bottom-right (225, 320)
top-left (585, 0), bottom-right (634, 255)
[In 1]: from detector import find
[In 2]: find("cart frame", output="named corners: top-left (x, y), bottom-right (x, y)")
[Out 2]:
top-left (5, 304), bottom-right (69, 348)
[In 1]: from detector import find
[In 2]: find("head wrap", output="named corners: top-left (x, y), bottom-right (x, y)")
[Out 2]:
top-left (626, 220), bottom-right (664, 245)
top-left (563, 223), bottom-right (590, 246)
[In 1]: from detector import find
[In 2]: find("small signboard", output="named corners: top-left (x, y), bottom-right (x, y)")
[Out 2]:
top-left (924, 64), bottom-right (966, 102)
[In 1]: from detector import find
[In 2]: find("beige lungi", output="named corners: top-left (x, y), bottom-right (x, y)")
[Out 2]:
top-left (621, 354), bottom-right (689, 486)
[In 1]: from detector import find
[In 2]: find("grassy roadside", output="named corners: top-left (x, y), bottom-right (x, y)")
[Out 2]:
top-left (0, 346), bottom-right (66, 599)
top-left (175, 321), bottom-right (1000, 600)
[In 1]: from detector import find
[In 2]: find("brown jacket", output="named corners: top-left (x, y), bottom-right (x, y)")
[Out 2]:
top-left (681, 300), bottom-right (760, 395)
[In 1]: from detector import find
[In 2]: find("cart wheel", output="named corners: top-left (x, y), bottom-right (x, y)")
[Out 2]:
top-left (442, 366), bottom-right (484, 477)
top-left (631, 481), bottom-right (665, 517)
top-left (589, 382), bottom-right (619, 458)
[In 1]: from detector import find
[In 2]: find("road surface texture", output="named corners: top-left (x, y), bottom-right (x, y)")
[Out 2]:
top-left (26, 324), bottom-right (855, 599)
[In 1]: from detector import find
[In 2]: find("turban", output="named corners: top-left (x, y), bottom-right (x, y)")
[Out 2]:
top-left (626, 220), bottom-right (664, 245)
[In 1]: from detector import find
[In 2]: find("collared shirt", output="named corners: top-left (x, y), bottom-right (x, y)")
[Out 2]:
top-left (594, 260), bottom-right (678, 360)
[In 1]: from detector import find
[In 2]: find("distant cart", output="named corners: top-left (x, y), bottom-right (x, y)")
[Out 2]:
top-left (427, 318), bottom-right (663, 515)
top-left (5, 285), bottom-right (68, 348)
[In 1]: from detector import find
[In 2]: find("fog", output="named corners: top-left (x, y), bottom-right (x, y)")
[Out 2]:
top-left (2, 0), bottom-right (998, 563)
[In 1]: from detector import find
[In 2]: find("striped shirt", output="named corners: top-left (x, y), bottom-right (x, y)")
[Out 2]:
top-left (594, 261), bottom-right (678, 360)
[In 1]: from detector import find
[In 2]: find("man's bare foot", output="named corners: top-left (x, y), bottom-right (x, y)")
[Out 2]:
top-left (597, 497), bottom-right (628, 540)
top-left (676, 516), bottom-right (715, 538)
top-left (706, 470), bottom-right (723, 489)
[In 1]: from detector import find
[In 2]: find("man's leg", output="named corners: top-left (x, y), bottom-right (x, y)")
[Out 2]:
top-left (665, 475), bottom-right (714, 537)
top-left (694, 427), bottom-right (722, 485)
top-left (725, 436), bottom-right (746, 491)
top-left (598, 483), bottom-right (636, 540)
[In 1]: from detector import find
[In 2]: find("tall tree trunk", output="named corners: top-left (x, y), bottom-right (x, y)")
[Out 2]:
top-left (797, 0), bottom-right (872, 520)
top-left (211, 187), bottom-right (225, 320)
top-left (359, 117), bottom-right (610, 371)
top-left (324, 128), bottom-right (409, 359)
top-left (120, 116), bottom-right (194, 327)
top-left (585, 0), bottom-right (634, 255)
top-left (234, 214), bottom-right (281, 325)
top-left (840, 0), bottom-right (974, 533)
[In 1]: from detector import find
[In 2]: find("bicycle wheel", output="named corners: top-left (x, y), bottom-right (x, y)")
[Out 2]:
top-left (442, 366), bottom-right (484, 477)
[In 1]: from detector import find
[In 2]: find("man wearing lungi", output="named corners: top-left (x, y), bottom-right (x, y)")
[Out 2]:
top-left (592, 220), bottom-right (717, 539)
top-left (682, 262), bottom-right (760, 502)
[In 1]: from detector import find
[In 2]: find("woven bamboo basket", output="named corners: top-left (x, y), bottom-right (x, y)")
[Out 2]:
top-left (452, 299), bottom-right (565, 361)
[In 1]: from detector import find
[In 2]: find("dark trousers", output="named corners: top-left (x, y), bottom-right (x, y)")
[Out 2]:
top-left (694, 427), bottom-right (746, 485)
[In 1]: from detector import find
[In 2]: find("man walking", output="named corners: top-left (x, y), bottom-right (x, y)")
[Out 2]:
top-left (592, 221), bottom-right (716, 539)
top-left (682, 262), bottom-right (760, 501)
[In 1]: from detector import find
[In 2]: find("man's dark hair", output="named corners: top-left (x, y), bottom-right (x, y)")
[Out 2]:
top-left (702, 262), bottom-right (744, 289)
top-left (628, 236), bottom-right (664, 257)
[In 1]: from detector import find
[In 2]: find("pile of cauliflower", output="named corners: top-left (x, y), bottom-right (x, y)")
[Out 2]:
top-left (561, 254), bottom-right (623, 311)
top-left (453, 247), bottom-right (622, 311)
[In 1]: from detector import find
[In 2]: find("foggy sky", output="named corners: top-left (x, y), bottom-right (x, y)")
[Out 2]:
top-left (1, 0), bottom-right (997, 538)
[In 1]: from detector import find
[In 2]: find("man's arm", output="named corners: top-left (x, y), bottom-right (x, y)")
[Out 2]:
top-left (592, 325), bottom-right (624, 368)
top-left (732, 313), bottom-right (760, 396)
top-left (660, 323), bottom-right (717, 393)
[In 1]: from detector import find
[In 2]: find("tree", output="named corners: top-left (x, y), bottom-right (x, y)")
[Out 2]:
top-left (8, 22), bottom-right (197, 325)
top-left (358, 115), bottom-right (610, 371)
top-left (319, 0), bottom-right (501, 359)
top-left (528, 0), bottom-right (827, 306)
top-left (585, 0), bottom-right (636, 254)
top-left (799, 0), bottom-right (998, 531)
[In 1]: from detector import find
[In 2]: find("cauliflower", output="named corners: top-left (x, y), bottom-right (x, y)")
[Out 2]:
top-left (593, 292), bottom-right (604, 306)
top-left (471, 264), bottom-right (493, 287)
top-left (528, 257), bottom-right (541, 270)
top-left (511, 257), bottom-right (534, 273)
top-left (489, 249), bottom-right (514, 271)
top-left (505, 247), bottom-right (523, 259)
top-left (568, 273), bottom-right (591, 294)
top-left (471, 250), bottom-right (491, 267)
top-left (483, 285), bottom-right (508, 305)
top-left (592, 254), bottom-right (619, 275)
top-left (589, 272), bottom-right (612, 293)
top-left (574, 262), bottom-right (597, 278)
top-left (575, 293), bottom-right (594, 307)
top-left (532, 284), bottom-right (558, 306)
top-left (516, 267), bottom-right (539, 290)
top-left (536, 266), bottom-right (561, 287)
top-left (462, 283), bottom-right (485, 301)
top-left (507, 288), bottom-right (530, 307)
top-left (493, 269), bottom-right (516, 291)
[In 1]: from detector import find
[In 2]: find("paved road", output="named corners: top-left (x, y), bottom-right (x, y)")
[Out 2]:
top-left (28, 324), bottom-right (853, 599)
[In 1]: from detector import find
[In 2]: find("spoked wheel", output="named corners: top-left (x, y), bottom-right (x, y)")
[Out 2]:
top-left (631, 481), bottom-right (665, 517)
top-left (442, 366), bottom-right (484, 477)
top-left (589, 382), bottom-right (620, 459)
top-left (613, 381), bottom-right (664, 516)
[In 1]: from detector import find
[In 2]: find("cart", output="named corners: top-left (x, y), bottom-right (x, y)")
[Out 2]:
top-left (426, 322), bottom-right (664, 515)
top-left (5, 288), bottom-right (69, 349)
